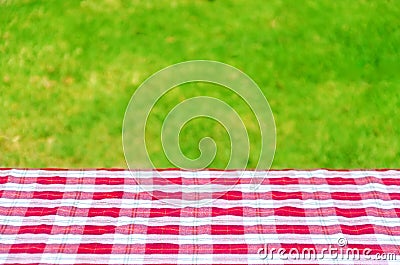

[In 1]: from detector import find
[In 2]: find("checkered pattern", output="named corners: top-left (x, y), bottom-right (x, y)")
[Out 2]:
top-left (0, 169), bottom-right (399, 264)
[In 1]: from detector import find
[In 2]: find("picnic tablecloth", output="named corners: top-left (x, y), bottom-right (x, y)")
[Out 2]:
top-left (0, 169), bottom-right (399, 264)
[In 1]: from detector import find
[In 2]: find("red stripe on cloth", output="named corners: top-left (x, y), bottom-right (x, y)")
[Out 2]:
top-left (2, 175), bottom-right (400, 186)
top-left (2, 224), bottom-right (399, 236)
top-left (3, 190), bottom-right (400, 201)
top-left (0, 206), bottom-right (399, 218)
top-left (1, 243), bottom-right (396, 255)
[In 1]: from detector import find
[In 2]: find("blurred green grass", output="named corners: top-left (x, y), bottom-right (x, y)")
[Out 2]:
top-left (0, 0), bottom-right (399, 168)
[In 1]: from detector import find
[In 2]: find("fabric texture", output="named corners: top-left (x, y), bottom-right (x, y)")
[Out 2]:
top-left (0, 169), bottom-right (399, 264)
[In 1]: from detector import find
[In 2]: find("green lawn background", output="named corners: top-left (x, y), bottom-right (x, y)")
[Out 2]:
top-left (1, 0), bottom-right (399, 168)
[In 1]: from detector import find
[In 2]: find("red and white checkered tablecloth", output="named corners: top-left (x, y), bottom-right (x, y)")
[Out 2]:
top-left (0, 169), bottom-right (399, 264)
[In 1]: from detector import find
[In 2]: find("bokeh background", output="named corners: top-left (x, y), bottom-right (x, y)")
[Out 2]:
top-left (1, 0), bottom-right (399, 168)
